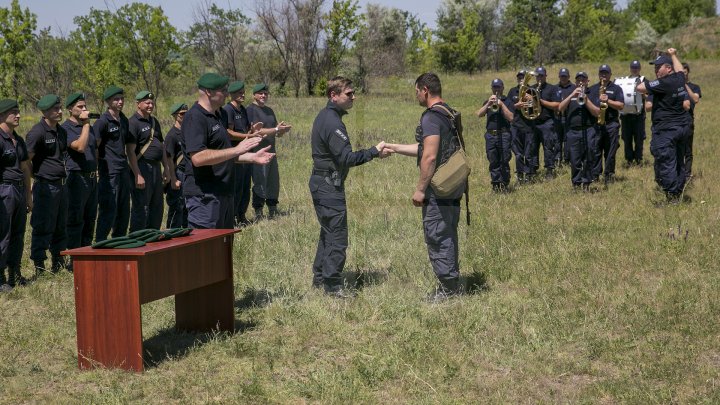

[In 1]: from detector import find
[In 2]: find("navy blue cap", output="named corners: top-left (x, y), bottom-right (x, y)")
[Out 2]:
top-left (516, 70), bottom-right (526, 77)
top-left (559, 68), bottom-right (570, 77)
top-left (535, 67), bottom-right (547, 76)
top-left (650, 55), bottom-right (672, 67)
top-left (491, 78), bottom-right (504, 87)
top-left (575, 71), bottom-right (588, 79)
top-left (599, 64), bottom-right (612, 73)
top-left (630, 60), bottom-right (641, 69)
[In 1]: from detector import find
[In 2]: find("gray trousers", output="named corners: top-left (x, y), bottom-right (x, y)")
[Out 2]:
top-left (422, 189), bottom-right (461, 282)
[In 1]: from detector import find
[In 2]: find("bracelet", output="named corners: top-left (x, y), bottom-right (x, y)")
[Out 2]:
top-left (274, 126), bottom-right (279, 134)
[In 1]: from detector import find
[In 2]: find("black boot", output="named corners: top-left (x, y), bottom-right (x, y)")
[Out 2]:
top-left (426, 278), bottom-right (462, 303)
top-left (34, 260), bottom-right (47, 278)
top-left (254, 208), bottom-right (264, 221)
top-left (268, 206), bottom-right (279, 219)
top-left (51, 256), bottom-right (66, 274)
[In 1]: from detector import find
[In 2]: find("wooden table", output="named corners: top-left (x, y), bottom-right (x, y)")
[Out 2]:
top-left (63, 229), bottom-right (238, 372)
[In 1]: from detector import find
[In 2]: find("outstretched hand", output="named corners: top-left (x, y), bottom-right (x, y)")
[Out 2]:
top-left (251, 122), bottom-right (264, 136)
top-left (236, 136), bottom-right (262, 154)
top-left (252, 145), bottom-right (276, 165)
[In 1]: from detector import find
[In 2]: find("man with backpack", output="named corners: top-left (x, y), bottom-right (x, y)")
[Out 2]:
top-left (385, 73), bottom-right (467, 302)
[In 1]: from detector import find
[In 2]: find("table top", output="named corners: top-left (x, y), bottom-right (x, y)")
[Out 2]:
top-left (62, 229), bottom-right (240, 257)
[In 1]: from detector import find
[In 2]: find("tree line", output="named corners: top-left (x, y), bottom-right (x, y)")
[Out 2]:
top-left (0, 0), bottom-right (715, 104)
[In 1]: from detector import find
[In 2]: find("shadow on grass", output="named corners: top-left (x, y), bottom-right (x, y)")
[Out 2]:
top-left (235, 288), bottom-right (273, 310)
top-left (344, 270), bottom-right (388, 291)
top-left (462, 270), bottom-right (490, 295)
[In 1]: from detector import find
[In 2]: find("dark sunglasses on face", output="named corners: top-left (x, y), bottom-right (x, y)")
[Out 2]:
top-left (344, 91), bottom-right (355, 97)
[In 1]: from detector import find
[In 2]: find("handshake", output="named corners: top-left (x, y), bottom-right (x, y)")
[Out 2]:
top-left (375, 141), bottom-right (395, 159)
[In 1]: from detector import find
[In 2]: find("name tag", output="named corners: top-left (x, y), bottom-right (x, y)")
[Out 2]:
top-left (141, 126), bottom-right (150, 132)
top-left (235, 114), bottom-right (241, 120)
top-left (45, 138), bottom-right (56, 144)
top-left (108, 126), bottom-right (119, 133)
top-left (649, 80), bottom-right (659, 87)
top-left (211, 124), bottom-right (221, 132)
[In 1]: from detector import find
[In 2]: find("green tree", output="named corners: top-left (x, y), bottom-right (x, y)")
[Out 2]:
top-left (435, 0), bottom-right (499, 73)
top-left (628, 0), bottom-right (716, 35)
top-left (323, 0), bottom-right (362, 76)
top-left (0, 0), bottom-right (37, 99)
top-left (560, 0), bottom-right (631, 63)
top-left (500, 0), bottom-right (561, 68)
top-left (24, 29), bottom-right (78, 100)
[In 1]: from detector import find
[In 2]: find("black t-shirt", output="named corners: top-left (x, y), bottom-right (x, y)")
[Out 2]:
top-left (556, 82), bottom-right (576, 117)
top-left (416, 103), bottom-right (464, 199)
top-left (645, 72), bottom-right (691, 130)
top-left (507, 86), bottom-right (524, 127)
top-left (61, 119), bottom-right (97, 172)
top-left (485, 96), bottom-right (512, 131)
top-left (246, 103), bottom-right (279, 152)
top-left (181, 103), bottom-right (234, 196)
top-left (222, 102), bottom-right (250, 146)
top-left (533, 82), bottom-right (560, 122)
top-left (26, 119), bottom-right (68, 181)
top-left (93, 111), bottom-right (130, 174)
top-left (128, 113), bottom-right (164, 162)
top-left (588, 81), bottom-right (624, 124)
top-left (0, 128), bottom-right (28, 182)
top-left (164, 126), bottom-right (184, 171)
top-left (687, 82), bottom-right (701, 118)
top-left (566, 91), bottom-right (595, 129)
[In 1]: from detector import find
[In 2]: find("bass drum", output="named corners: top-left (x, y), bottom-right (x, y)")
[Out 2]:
top-left (614, 76), bottom-right (645, 115)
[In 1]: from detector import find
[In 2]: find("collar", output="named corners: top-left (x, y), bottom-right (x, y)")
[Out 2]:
top-left (133, 112), bottom-right (153, 122)
top-left (0, 127), bottom-right (12, 141)
top-left (40, 118), bottom-right (58, 133)
top-left (326, 101), bottom-right (348, 116)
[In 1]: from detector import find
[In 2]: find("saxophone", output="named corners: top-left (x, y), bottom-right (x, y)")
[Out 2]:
top-left (519, 72), bottom-right (541, 120)
top-left (598, 78), bottom-right (608, 125)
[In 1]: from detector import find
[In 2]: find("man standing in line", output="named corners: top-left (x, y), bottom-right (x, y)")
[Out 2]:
top-left (308, 76), bottom-right (387, 297)
top-left (181, 73), bottom-right (275, 229)
top-left (61, 93), bottom-right (98, 258)
top-left (588, 64), bottom-right (624, 184)
top-left (681, 62), bottom-right (701, 177)
top-left (26, 94), bottom-right (69, 275)
top-left (620, 60), bottom-right (646, 167)
top-left (0, 99), bottom-right (32, 291)
top-left (94, 86), bottom-right (132, 241)
top-left (127, 91), bottom-right (172, 231)
top-left (637, 48), bottom-right (691, 203)
top-left (384, 73), bottom-right (466, 302)
top-left (476, 78), bottom-right (514, 191)
top-left (246, 84), bottom-right (292, 220)
top-left (531, 67), bottom-right (561, 180)
top-left (164, 103), bottom-right (188, 228)
top-left (555, 68), bottom-right (576, 165)
top-left (508, 70), bottom-right (532, 184)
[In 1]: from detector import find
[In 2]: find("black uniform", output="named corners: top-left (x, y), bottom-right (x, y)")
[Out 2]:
top-left (588, 81), bottom-right (624, 180)
top-left (128, 113), bottom-right (164, 231)
top-left (181, 102), bottom-right (235, 229)
top-left (309, 101), bottom-right (379, 292)
top-left (531, 82), bottom-right (561, 172)
top-left (645, 72), bottom-right (691, 196)
top-left (564, 91), bottom-right (598, 187)
top-left (0, 128), bottom-right (29, 286)
top-left (222, 102), bottom-right (252, 224)
top-left (417, 103), bottom-right (464, 287)
top-left (484, 96), bottom-right (513, 188)
top-left (556, 82), bottom-right (576, 163)
top-left (94, 111), bottom-right (132, 241)
top-left (26, 119), bottom-right (69, 269)
top-left (61, 119), bottom-right (98, 249)
top-left (508, 85), bottom-right (531, 179)
top-left (684, 81), bottom-right (701, 176)
top-left (246, 103), bottom-right (280, 211)
top-left (620, 76), bottom-right (647, 165)
top-left (164, 125), bottom-right (187, 228)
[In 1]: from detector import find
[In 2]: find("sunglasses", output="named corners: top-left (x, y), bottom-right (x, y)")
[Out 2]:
top-left (344, 91), bottom-right (355, 97)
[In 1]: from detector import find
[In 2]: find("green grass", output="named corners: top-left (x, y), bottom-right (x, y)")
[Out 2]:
top-left (1, 61), bottom-right (719, 403)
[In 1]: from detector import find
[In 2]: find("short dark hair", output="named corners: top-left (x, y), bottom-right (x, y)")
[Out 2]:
top-left (415, 73), bottom-right (442, 96)
top-left (327, 76), bottom-right (353, 98)
top-left (682, 62), bottom-right (690, 72)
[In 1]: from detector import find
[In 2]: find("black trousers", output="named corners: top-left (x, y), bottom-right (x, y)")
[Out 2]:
top-left (621, 114), bottom-right (645, 163)
top-left (186, 193), bottom-right (234, 229)
top-left (532, 119), bottom-right (558, 171)
top-left (234, 163), bottom-right (252, 221)
top-left (165, 169), bottom-right (188, 229)
top-left (567, 127), bottom-right (598, 186)
top-left (485, 130), bottom-right (512, 186)
top-left (594, 121), bottom-right (620, 179)
top-left (684, 122), bottom-right (695, 176)
top-left (309, 175), bottom-right (348, 291)
top-left (96, 168), bottom-right (132, 242)
top-left (30, 180), bottom-right (68, 262)
top-left (66, 172), bottom-right (98, 249)
top-left (0, 183), bottom-right (27, 283)
top-left (130, 159), bottom-right (164, 232)
top-left (650, 125), bottom-right (688, 195)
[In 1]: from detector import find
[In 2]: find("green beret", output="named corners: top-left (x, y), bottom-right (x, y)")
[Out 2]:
top-left (170, 102), bottom-right (188, 116)
top-left (103, 85), bottom-right (124, 100)
top-left (37, 94), bottom-right (61, 111)
top-left (228, 81), bottom-right (245, 93)
top-left (197, 73), bottom-right (229, 90)
top-left (252, 83), bottom-right (269, 94)
top-left (0, 99), bottom-right (19, 115)
top-left (65, 92), bottom-right (85, 108)
top-left (135, 90), bottom-right (154, 101)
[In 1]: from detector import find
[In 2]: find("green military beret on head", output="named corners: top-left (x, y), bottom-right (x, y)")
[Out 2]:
top-left (252, 83), bottom-right (269, 94)
top-left (197, 73), bottom-right (229, 90)
top-left (103, 85), bottom-right (124, 101)
top-left (170, 102), bottom-right (188, 116)
top-left (65, 92), bottom-right (85, 109)
top-left (37, 94), bottom-right (61, 111)
top-left (135, 90), bottom-right (154, 101)
top-left (0, 99), bottom-right (19, 115)
top-left (228, 81), bottom-right (245, 93)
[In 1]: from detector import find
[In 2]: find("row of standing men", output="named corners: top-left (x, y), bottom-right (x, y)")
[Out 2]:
top-left (476, 53), bottom-right (700, 195)
top-left (0, 80), bottom-right (289, 291)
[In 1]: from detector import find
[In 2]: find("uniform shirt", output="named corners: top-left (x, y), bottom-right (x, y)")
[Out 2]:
top-left (507, 85), bottom-right (524, 127)
top-left (566, 90), bottom-right (594, 129)
top-left (61, 119), bottom-right (97, 172)
top-left (485, 96), bottom-right (512, 131)
top-left (310, 101), bottom-right (378, 181)
top-left (0, 128), bottom-right (28, 182)
top-left (556, 82), bottom-right (576, 117)
top-left (687, 82), bottom-right (701, 118)
top-left (26, 119), bottom-right (68, 181)
top-left (93, 111), bottom-right (130, 174)
top-left (181, 102), bottom-right (234, 196)
top-left (246, 103), bottom-right (278, 152)
top-left (416, 102), bottom-right (464, 199)
top-left (645, 72), bottom-right (690, 130)
top-left (164, 126), bottom-right (184, 171)
top-left (588, 81), bottom-right (624, 124)
top-left (128, 113), bottom-right (164, 162)
top-left (222, 102), bottom-right (250, 146)
top-left (533, 82), bottom-right (560, 122)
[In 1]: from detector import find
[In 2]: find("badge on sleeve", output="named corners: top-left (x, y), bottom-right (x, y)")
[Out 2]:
top-left (334, 129), bottom-right (348, 141)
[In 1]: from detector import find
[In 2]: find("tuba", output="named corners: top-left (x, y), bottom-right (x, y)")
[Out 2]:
top-left (598, 78), bottom-right (608, 125)
top-left (519, 71), bottom-right (541, 120)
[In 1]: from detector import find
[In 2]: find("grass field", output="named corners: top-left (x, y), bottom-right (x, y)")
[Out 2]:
top-left (1, 61), bottom-right (718, 403)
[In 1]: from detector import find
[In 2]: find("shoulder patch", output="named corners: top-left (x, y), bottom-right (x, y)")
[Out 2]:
top-left (649, 80), bottom-right (659, 88)
top-left (334, 129), bottom-right (348, 141)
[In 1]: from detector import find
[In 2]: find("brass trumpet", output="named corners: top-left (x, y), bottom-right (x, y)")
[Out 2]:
top-left (490, 90), bottom-right (500, 112)
top-left (598, 78), bottom-right (608, 125)
top-left (576, 82), bottom-right (586, 106)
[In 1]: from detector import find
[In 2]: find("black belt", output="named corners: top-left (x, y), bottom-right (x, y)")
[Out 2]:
top-left (312, 168), bottom-right (333, 176)
top-left (69, 171), bottom-right (97, 178)
top-left (487, 129), bottom-right (510, 136)
top-left (1, 179), bottom-right (23, 187)
top-left (35, 177), bottom-right (67, 186)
